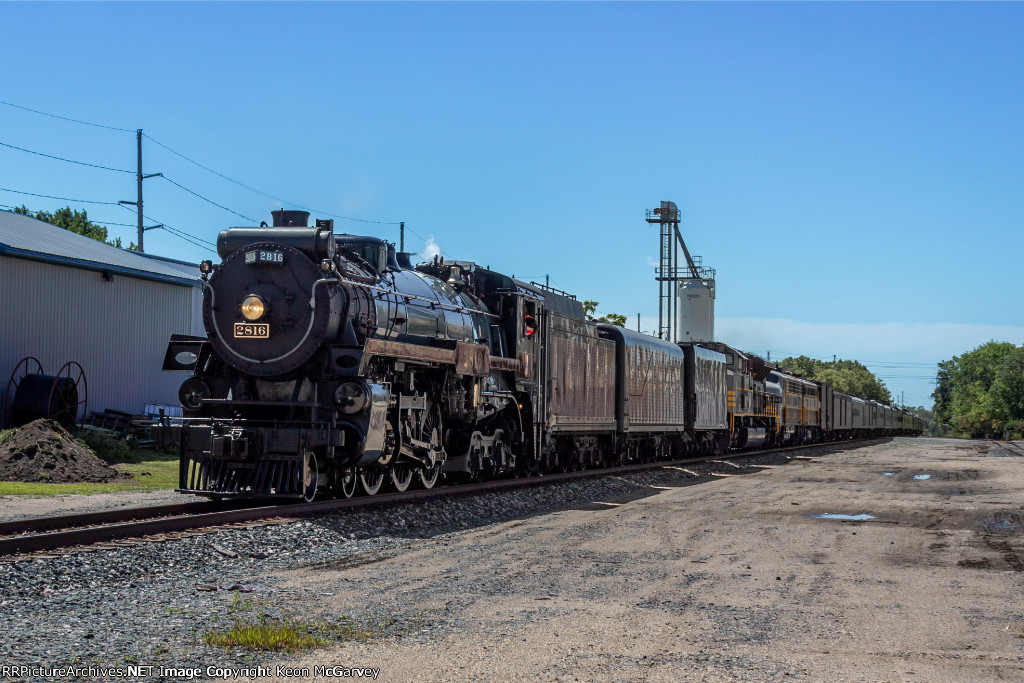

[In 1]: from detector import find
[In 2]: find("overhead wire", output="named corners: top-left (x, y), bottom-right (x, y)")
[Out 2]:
top-left (0, 140), bottom-right (133, 173)
top-left (116, 203), bottom-right (218, 254)
top-left (0, 98), bottom-right (134, 133)
top-left (142, 133), bottom-right (403, 226)
top-left (158, 226), bottom-right (218, 254)
top-left (0, 185), bottom-right (121, 205)
top-left (0, 202), bottom-right (138, 228)
top-left (1, 98), bottom-right (407, 231)
top-left (159, 176), bottom-right (258, 223)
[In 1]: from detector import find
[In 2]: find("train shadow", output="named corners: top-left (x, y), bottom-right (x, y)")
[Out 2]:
top-left (297, 438), bottom-right (895, 550)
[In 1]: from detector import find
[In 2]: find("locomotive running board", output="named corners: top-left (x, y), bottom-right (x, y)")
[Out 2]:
top-left (363, 338), bottom-right (518, 376)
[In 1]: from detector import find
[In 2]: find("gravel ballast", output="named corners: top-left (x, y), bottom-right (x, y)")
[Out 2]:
top-left (0, 451), bottom-right (796, 682)
top-left (6, 438), bottom-right (1017, 682)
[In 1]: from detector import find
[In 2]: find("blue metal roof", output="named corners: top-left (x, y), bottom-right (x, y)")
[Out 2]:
top-left (0, 210), bottom-right (199, 287)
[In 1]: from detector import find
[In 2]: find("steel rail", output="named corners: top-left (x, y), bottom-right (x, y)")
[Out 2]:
top-left (0, 437), bottom-right (888, 558)
top-left (0, 500), bottom-right (256, 537)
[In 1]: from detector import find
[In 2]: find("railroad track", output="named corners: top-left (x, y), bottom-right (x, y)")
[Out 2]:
top-left (0, 438), bottom-right (888, 559)
top-left (995, 440), bottom-right (1024, 457)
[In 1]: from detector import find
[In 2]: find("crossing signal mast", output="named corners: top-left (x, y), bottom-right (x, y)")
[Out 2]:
top-left (645, 201), bottom-right (716, 342)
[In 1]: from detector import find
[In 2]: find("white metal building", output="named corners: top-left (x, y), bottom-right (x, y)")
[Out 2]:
top-left (0, 210), bottom-right (203, 427)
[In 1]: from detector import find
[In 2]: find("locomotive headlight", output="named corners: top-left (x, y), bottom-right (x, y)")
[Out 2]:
top-left (334, 381), bottom-right (370, 414)
top-left (178, 376), bottom-right (211, 412)
top-left (240, 295), bottom-right (266, 321)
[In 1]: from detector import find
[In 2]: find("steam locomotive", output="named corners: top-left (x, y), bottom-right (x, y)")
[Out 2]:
top-left (157, 211), bottom-right (921, 501)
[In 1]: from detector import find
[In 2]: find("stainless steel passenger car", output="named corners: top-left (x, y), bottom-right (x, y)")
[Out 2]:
top-left (598, 325), bottom-right (686, 433)
top-left (545, 312), bottom-right (616, 433)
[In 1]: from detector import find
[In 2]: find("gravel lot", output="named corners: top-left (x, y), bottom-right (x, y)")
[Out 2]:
top-left (2, 438), bottom-right (1023, 682)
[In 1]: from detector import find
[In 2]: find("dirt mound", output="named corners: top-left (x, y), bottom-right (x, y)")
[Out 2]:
top-left (0, 419), bottom-right (124, 483)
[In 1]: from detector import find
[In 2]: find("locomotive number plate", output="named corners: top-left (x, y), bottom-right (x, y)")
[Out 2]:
top-left (245, 249), bottom-right (284, 265)
top-left (234, 323), bottom-right (270, 338)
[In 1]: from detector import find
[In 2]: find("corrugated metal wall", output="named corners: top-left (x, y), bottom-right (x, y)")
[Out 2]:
top-left (0, 255), bottom-right (198, 425)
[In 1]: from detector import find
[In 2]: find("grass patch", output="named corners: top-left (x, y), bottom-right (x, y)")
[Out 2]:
top-left (0, 451), bottom-right (179, 497)
top-left (204, 597), bottom-right (404, 653)
top-left (204, 617), bottom-right (328, 652)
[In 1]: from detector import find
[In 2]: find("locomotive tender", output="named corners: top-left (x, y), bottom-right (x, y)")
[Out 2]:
top-left (157, 211), bottom-right (921, 501)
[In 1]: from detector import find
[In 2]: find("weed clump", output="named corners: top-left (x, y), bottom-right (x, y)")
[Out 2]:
top-left (204, 617), bottom-right (328, 651)
top-left (204, 596), bottom-right (406, 652)
top-left (75, 430), bottom-right (137, 464)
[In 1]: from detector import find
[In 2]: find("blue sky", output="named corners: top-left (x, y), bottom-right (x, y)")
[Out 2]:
top-left (2, 2), bottom-right (1022, 408)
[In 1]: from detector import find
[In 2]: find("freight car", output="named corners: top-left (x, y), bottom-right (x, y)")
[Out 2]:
top-left (156, 213), bottom-right (919, 501)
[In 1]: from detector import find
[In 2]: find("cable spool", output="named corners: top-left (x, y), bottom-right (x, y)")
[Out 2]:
top-left (3, 357), bottom-right (43, 429)
top-left (3, 359), bottom-right (87, 430)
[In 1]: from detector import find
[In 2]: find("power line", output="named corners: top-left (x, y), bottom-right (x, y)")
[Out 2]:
top-left (0, 140), bottom-right (134, 173)
top-left (860, 360), bottom-right (937, 367)
top-left (142, 133), bottom-right (402, 226)
top-left (0, 185), bottom-right (121, 205)
top-left (141, 214), bottom-right (217, 249)
top-left (143, 133), bottom-right (282, 201)
top-left (0, 203), bottom-right (138, 228)
top-left (157, 225), bottom-right (218, 254)
top-left (160, 175), bottom-right (257, 223)
top-left (4, 200), bottom-right (212, 253)
top-left (399, 223), bottom-right (459, 260)
top-left (774, 350), bottom-right (937, 368)
top-left (0, 98), bottom-right (134, 133)
top-left (0, 99), bottom-right (404, 227)
top-left (116, 204), bottom-right (218, 254)
top-left (160, 224), bottom-right (217, 249)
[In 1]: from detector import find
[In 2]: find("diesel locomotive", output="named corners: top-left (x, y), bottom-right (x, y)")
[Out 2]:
top-left (156, 211), bottom-right (921, 501)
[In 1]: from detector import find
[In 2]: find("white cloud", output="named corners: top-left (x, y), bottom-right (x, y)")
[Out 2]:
top-left (714, 317), bottom-right (1024, 408)
top-left (715, 318), bottom-right (1024, 362)
top-left (620, 314), bottom-right (1024, 407)
top-left (421, 234), bottom-right (441, 261)
top-left (646, 255), bottom-right (659, 268)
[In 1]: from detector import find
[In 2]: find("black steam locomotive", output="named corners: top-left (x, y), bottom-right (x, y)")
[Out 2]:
top-left (161, 210), bottom-right (578, 501)
top-left (158, 211), bottom-right (920, 502)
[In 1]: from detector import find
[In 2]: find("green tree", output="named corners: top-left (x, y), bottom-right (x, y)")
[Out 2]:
top-left (991, 347), bottom-right (1024, 432)
top-left (779, 355), bottom-right (892, 403)
top-left (581, 300), bottom-right (627, 327)
top-left (906, 405), bottom-right (937, 436)
top-left (596, 312), bottom-right (628, 327)
top-left (13, 205), bottom-right (137, 250)
top-left (934, 341), bottom-right (1024, 438)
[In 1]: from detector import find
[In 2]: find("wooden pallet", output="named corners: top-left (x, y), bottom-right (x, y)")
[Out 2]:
top-left (79, 409), bottom-right (156, 448)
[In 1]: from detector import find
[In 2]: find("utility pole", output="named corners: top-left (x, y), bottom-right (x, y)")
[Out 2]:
top-left (399, 221), bottom-right (404, 252)
top-left (119, 129), bottom-right (162, 253)
top-left (637, 313), bottom-right (641, 332)
top-left (136, 129), bottom-right (143, 251)
top-left (545, 274), bottom-right (549, 289)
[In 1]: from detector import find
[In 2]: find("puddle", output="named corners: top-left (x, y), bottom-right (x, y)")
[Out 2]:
top-left (913, 474), bottom-right (931, 480)
top-left (951, 489), bottom-right (971, 496)
top-left (882, 472), bottom-right (896, 476)
top-left (808, 513), bottom-right (876, 521)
